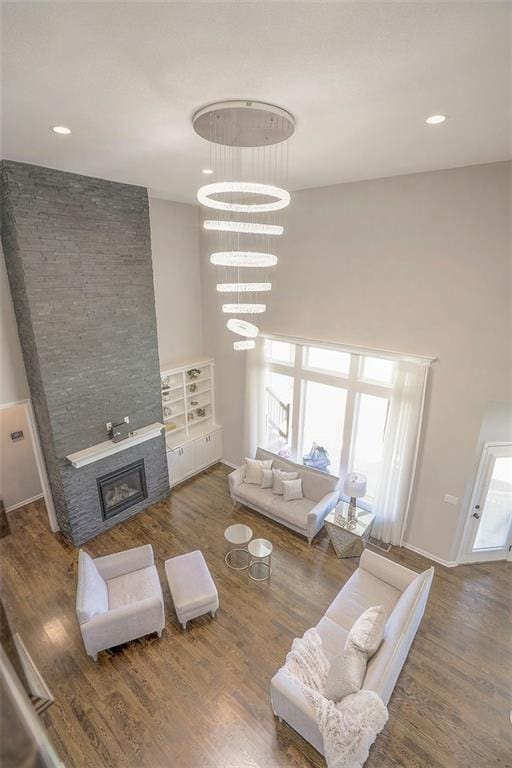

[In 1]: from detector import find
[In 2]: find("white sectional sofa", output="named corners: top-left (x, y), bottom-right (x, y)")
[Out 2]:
top-left (271, 549), bottom-right (434, 755)
top-left (228, 448), bottom-right (339, 544)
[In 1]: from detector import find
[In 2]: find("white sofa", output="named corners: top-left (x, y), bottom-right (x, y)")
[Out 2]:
top-left (228, 448), bottom-right (339, 545)
top-left (76, 544), bottom-right (165, 661)
top-left (271, 549), bottom-right (434, 755)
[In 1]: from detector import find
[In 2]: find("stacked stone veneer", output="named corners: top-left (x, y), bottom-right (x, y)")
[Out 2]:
top-left (1, 161), bottom-right (169, 545)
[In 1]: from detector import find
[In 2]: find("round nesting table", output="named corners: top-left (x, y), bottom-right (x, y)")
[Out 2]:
top-left (224, 524), bottom-right (253, 570)
top-left (248, 538), bottom-right (273, 581)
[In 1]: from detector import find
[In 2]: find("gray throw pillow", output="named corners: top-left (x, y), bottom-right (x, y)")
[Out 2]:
top-left (282, 478), bottom-right (303, 501)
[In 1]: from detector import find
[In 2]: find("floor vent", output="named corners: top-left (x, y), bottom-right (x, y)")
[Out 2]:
top-left (369, 537), bottom-right (391, 553)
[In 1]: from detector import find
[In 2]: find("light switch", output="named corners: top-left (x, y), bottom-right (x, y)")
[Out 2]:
top-left (444, 494), bottom-right (458, 505)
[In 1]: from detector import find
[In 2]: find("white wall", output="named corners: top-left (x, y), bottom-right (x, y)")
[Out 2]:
top-left (0, 403), bottom-right (42, 509)
top-left (201, 161), bottom-right (512, 564)
top-left (149, 197), bottom-right (204, 368)
top-left (0, 243), bottom-right (28, 405)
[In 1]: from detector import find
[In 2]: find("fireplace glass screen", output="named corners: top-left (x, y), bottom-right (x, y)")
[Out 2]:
top-left (97, 459), bottom-right (147, 520)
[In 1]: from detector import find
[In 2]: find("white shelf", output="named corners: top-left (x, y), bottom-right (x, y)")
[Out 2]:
top-left (187, 387), bottom-right (211, 399)
top-left (165, 424), bottom-right (186, 435)
top-left (67, 423), bottom-right (164, 469)
top-left (164, 411), bottom-right (185, 421)
top-left (187, 415), bottom-right (213, 428)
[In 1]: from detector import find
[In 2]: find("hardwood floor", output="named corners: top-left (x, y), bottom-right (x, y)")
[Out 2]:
top-left (1, 463), bottom-right (511, 767)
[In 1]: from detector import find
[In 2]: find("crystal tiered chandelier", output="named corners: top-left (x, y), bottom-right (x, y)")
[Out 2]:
top-left (193, 101), bottom-right (294, 351)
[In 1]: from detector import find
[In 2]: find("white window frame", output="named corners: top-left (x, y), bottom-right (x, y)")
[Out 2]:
top-left (262, 335), bottom-right (401, 511)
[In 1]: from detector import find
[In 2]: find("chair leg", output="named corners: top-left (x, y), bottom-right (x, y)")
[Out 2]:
top-left (92, 653), bottom-right (98, 662)
top-left (181, 622), bottom-right (187, 631)
top-left (157, 629), bottom-right (163, 638)
top-left (210, 610), bottom-right (216, 618)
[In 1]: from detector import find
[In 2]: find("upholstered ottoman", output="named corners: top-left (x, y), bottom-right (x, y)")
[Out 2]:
top-left (164, 550), bottom-right (219, 630)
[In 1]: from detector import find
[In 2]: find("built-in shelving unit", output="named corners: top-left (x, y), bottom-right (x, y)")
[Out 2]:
top-left (160, 358), bottom-right (222, 486)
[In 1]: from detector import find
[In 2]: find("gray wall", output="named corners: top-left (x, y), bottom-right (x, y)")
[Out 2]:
top-left (1, 161), bottom-right (169, 544)
top-left (201, 161), bottom-right (512, 565)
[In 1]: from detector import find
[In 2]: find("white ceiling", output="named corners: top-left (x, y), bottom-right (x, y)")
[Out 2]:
top-left (2, 2), bottom-right (511, 204)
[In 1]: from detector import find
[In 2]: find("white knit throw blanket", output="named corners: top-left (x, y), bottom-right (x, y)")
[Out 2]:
top-left (283, 628), bottom-right (388, 768)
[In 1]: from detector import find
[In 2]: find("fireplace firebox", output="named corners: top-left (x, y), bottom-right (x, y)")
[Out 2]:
top-left (97, 460), bottom-right (148, 520)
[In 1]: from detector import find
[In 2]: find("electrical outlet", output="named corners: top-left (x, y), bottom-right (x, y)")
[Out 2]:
top-left (444, 494), bottom-right (458, 505)
top-left (10, 430), bottom-right (24, 441)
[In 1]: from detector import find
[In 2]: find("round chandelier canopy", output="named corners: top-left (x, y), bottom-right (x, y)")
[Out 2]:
top-left (210, 251), bottom-right (277, 268)
top-left (227, 318), bottom-right (259, 338)
top-left (204, 220), bottom-right (283, 236)
top-left (216, 282), bottom-right (271, 293)
top-left (192, 100), bottom-right (295, 147)
top-left (197, 182), bottom-right (290, 213)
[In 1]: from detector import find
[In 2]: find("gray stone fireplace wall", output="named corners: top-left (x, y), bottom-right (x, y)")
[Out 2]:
top-left (1, 160), bottom-right (169, 545)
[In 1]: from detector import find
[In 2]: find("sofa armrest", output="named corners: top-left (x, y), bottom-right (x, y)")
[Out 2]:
top-left (270, 669), bottom-right (325, 755)
top-left (228, 464), bottom-right (246, 496)
top-left (80, 594), bottom-right (164, 657)
top-left (94, 544), bottom-right (155, 580)
top-left (306, 490), bottom-right (339, 541)
top-left (360, 548), bottom-right (422, 592)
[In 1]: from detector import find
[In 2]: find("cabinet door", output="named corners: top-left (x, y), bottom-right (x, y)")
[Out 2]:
top-left (201, 430), bottom-right (222, 467)
top-left (180, 442), bottom-right (196, 479)
top-left (167, 449), bottom-right (182, 486)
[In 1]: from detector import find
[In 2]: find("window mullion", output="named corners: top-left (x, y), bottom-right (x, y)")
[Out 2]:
top-left (289, 344), bottom-right (303, 462)
top-left (339, 389), bottom-right (357, 483)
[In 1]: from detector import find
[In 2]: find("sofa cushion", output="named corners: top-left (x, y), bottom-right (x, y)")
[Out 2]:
top-left (272, 469), bottom-right (299, 495)
top-left (325, 569), bottom-right (400, 632)
top-left (283, 478), bottom-right (303, 501)
top-left (324, 645), bottom-right (367, 702)
top-left (107, 565), bottom-right (162, 610)
top-left (345, 605), bottom-right (386, 658)
top-left (261, 468), bottom-right (273, 488)
top-left (76, 550), bottom-right (109, 624)
top-left (235, 482), bottom-right (274, 512)
top-left (266, 494), bottom-right (315, 530)
top-left (245, 457), bottom-right (273, 484)
top-left (316, 615), bottom-right (349, 661)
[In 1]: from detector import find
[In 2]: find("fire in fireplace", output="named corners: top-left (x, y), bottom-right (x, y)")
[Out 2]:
top-left (97, 460), bottom-right (148, 520)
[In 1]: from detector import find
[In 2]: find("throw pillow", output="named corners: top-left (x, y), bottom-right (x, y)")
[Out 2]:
top-left (272, 469), bottom-right (299, 495)
top-left (282, 478), bottom-right (303, 501)
top-left (76, 550), bottom-right (109, 624)
top-left (345, 605), bottom-right (386, 658)
top-left (244, 457), bottom-right (273, 485)
top-left (323, 645), bottom-right (367, 702)
top-left (261, 468), bottom-right (273, 489)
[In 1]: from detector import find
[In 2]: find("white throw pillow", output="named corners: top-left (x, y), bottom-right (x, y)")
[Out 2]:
top-left (76, 550), bottom-right (109, 624)
top-left (244, 457), bottom-right (273, 485)
top-left (261, 468), bottom-right (273, 489)
top-left (272, 469), bottom-right (299, 495)
top-left (323, 645), bottom-right (367, 702)
top-left (345, 605), bottom-right (386, 658)
top-left (282, 478), bottom-right (303, 501)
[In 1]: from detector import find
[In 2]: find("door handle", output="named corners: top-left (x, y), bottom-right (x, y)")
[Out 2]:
top-left (472, 512), bottom-right (480, 519)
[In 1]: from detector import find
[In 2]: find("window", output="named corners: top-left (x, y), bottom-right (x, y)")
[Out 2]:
top-left (301, 381), bottom-right (346, 473)
top-left (304, 346), bottom-right (350, 376)
top-left (265, 371), bottom-right (293, 455)
top-left (351, 394), bottom-right (389, 501)
top-left (265, 339), bottom-right (295, 365)
top-left (259, 338), bottom-right (410, 511)
top-left (361, 356), bottom-right (394, 384)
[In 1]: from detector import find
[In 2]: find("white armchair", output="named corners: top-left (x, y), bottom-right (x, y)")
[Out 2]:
top-left (76, 544), bottom-right (165, 661)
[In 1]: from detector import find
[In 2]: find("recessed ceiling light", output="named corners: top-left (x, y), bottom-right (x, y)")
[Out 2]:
top-left (201, 168), bottom-right (214, 175)
top-left (51, 125), bottom-right (71, 135)
top-left (425, 115), bottom-right (446, 125)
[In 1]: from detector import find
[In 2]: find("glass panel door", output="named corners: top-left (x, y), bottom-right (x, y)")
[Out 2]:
top-left (464, 444), bottom-right (512, 562)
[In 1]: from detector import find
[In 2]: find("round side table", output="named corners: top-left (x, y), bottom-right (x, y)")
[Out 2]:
top-left (224, 524), bottom-right (253, 570)
top-left (248, 538), bottom-right (273, 581)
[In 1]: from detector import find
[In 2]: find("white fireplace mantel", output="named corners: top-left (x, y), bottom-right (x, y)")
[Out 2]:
top-left (66, 423), bottom-right (164, 469)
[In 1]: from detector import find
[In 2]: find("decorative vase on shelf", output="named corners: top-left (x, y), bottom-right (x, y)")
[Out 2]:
top-left (187, 368), bottom-right (202, 379)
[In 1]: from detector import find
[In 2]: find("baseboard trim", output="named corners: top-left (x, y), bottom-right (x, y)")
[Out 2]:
top-left (221, 459), bottom-right (239, 469)
top-left (402, 541), bottom-right (458, 568)
top-left (6, 494), bottom-right (44, 513)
